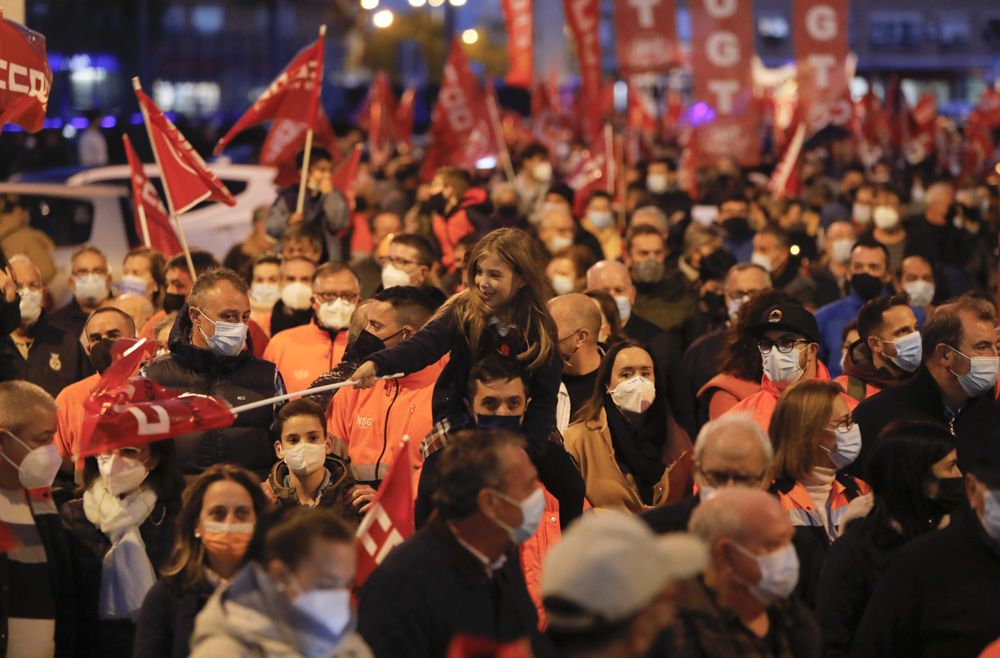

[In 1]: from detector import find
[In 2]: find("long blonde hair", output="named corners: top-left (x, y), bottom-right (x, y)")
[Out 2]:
top-left (437, 228), bottom-right (556, 372)
top-left (769, 380), bottom-right (841, 481)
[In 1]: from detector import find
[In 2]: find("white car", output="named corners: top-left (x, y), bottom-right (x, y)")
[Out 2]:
top-left (67, 163), bottom-right (279, 261)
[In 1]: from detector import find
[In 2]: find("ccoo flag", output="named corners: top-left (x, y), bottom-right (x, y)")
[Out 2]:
top-left (0, 10), bottom-right (52, 132)
top-left (355, 439), bottom-right (414, 587)
top-left (133, 81), bottom-right (236, 214)
top-left (122, 134), bottom-right (182, 257)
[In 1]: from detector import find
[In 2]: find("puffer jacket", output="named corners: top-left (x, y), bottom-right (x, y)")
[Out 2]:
top-left (142, 303), bottom-right (283, 477)
top-left (262, 456), bottom-right (358, 521)
top-left (189, 563), bottom-right (372, 658)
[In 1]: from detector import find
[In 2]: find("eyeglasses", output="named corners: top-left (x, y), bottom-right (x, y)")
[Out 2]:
top-left (826, 415), bottom-right (855, 432)
top-left (699, 467), bottom-right (767, 487)
top-left (378, 255), bottom-right (422, 269)
top-left (757, 337), bottom-right (809, 354)
top-left (314, 291), bottom-right (359, 304)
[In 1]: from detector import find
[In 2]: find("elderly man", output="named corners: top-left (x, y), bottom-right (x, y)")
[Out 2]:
top-left (49, 245), bottom-right (113, 337)
top-left (0, 381), bottom-right (75, 658)
top-left (548, 293), bottom-right (603, 426)
top-left (851, 295), bottom-right (1000, 480)
top-left (644, 413), bottom-right (772, 534)
top-left (263, 263), bottom-right (360, 393)
top-left (851, 428), bottom-right (1000, 658)
top-left (672, 488), bottom-right (821, 658)
top-left (0, 255), bottom-right (87, 397)
top-left (540, 513), bottom-right (707, 658)
top-left (358, 429), bottom-right (541, 656)
top-left (53, 307), bottom-right (135, 466)
top-left (144, 267), bottom-right (284, 477)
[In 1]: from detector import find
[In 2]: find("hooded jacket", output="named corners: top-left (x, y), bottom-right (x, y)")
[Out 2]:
top-left (432, 187), bottom-right (491, 270)
top-left (262, 456), bottom-right (358, 521)
top-left (189, 564), bottom-right (372, 658)
top-left (142, 304), bottom-right (283, 477)
top-left (833, 340), bottom-right (909, 402)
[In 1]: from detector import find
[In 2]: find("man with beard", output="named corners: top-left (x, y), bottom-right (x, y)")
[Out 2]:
top-left (815, 240), bottom-right (924, 377)
top-left (835, 295), bottom-right (921, 402)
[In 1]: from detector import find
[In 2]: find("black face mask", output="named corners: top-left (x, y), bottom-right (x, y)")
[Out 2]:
top-left (850, 273), bottom-right (884, 301)
top-left (496, 204), bottom-right (520, 221)
top-left (424, 192), bottom-right (448, 216)
top-left (89, 337), bottom-right (116, 374)
top-left (926, 476), bottom-right (966, 516)
top-left (721, 216), bottom-right (751, 237)
top-left (475, 414), bottom-right (524, 433)
top-left (163, 292), bottom-right (186, 313)
top-left (352, 328), bottom-right (405, 362)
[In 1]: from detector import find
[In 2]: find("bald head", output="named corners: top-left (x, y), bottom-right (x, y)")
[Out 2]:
top-left (586, 260), bottom-right (635, 302)
top-left (9, 254), bottom-right (41, 290)
top-left (0, 380), bottom-right (55, 434)
top-left (693, 414), bottom-right (773, 493)
top-left (548, 293), bottom-right (601, 339)
top-left (689, 488), bottom-right (790, 550)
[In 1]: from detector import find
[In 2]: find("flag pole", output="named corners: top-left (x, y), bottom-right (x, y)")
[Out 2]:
top-left (295, 24), bottom-right (327, 216)
top-left (486, 91), bottom-right (516, 184)
top-left (229, 373), bottom-right (404, 416)
top-left (132, 76), bottom-right (198, 282)
top-left (603, 123), bottom-right (615, 194)
top-left (135, 197), bottom-right (152, 249)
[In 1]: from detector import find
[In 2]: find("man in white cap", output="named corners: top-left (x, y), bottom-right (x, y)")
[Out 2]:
top-left (539, 512), bottom-right (707, 658)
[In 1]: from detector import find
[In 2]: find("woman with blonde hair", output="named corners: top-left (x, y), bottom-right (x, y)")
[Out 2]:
top-left (768, 379), bottom-right (870, 608)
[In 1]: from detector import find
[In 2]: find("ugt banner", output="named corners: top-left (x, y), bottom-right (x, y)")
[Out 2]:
top-left (613, 0), bottom-right (679, 74)
top-left (0, 10), bottom-right (52, 132)
top-left (689, 0), bottom-right (758, 166)
top-left (501, 0), bottom-right (532, 88)
top-left (794, 0), bottom-right (852, 134)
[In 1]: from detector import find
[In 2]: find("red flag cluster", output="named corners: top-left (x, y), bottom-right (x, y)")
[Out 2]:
top-left (356, 72), bottom-right (416, 164)
top-left (261, 109), bottom-right (340, 188)
top-left (0, 11), bottom-right (52, 133)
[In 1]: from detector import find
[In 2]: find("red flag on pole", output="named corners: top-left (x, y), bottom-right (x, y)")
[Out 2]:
top-left (395, 87), bottom-right (416, 151)
top-left (122, 134), bottom-right (182, 257)
top-left (420, 39), bottom-right (501, 179)
top-left (613, 0), bottom-right (679, 75)
top-left (331, 144), bottom-right (363, 211)
top-left (563, 0), bottom-right (602, 144)
top-left (355, 440), bottom-right (414, 587)
top-left (0, 10), bottom-right (52, 133)
top-left (262, 108), bottom-right (340, 188)
top-left (793, 0), bottom-right (852, 135)
top-left (500, 0), bottom-right (533, 88)
top-left (214, 34), bottom-right (326, 155)
top-left (133, 84), bottom-right (236, 214)
top-left (768, 119), bottom-right (806, 199)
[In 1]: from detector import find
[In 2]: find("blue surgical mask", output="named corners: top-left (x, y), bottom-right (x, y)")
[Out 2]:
top-left (822, 423), bottom-right (862, 470)
top-left (888, 331), bottom-right (922, 373)
top-left (197, 310), bottom-right (248, 357)
top-left (491, 487), bottom-right (545, 545)
top-left (948, 347), bottom-right (1000, 398)
top-left (733, 542), bottom-right (800, 604)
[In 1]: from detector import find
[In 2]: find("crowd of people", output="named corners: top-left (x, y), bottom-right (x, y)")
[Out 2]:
top-left (1, 119), bottom-right (1000, 658)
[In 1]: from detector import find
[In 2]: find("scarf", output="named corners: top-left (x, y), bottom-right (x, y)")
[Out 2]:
top-left (802, 466), bottom-right (837, 541)
top-left (83, 479), bottom-right (158, 621)
top-left (602, 397), bottom-right (667, 505)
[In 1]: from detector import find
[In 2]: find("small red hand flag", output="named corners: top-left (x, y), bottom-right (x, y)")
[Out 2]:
top-left (355, 440), bottom-right (414, 587)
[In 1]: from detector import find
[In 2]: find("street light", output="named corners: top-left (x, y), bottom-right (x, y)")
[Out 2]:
top-left (461, 28), bottom-right (478, 44)
top-left (373, 9), bottom-right (394, 28)
top-left (428, 0), bottom-right (445, 6)
top-left (408, 0), bottom-right (427, 5)
top-left (449, 0), bottom-right (467, 5)
top-left (360, 0), bottom-right (379, 9)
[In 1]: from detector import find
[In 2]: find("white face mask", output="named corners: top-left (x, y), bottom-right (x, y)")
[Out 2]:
top-left (381, 264), bottom-right (412, 289)
top-left (903, 280), bottom-right (934, 308)
top-left (96, 453), bottom-right (150, 497)
top-left (282, 442), bottom-right (327, 476)
top-left (294, 586), bottom-right (353, 637)
top-left (852, 203), bottom-right (873, 225)
top-left (872, 206), bottom-right (900, 231)
top-left (614, 295), bottom-right (632, 324)
top-left (609, 376), bottom-right (656, 415)
top-left (281, 282), bottom-right (313, 311)
top-left (587, 210), bottom-right (614, 230)
top-left (733, 542), bottom-right (800, 604)
top-left (750, 252), bottom-right (773, 273)
top-left (18, 288), bottom-right (42, 325)
top-left (532, 161), bottom-right (553, 184)
top-left (727, 295), bottom-right (748, 323)
top-left (74, 273), bottom-right (109, 305)
top-left (550, 274), bottom-right (575, 296)
top-left (490, 487), bottom-right (545, 545)
top-left (1, 431), bottom-right (61, 490)
top-left (546, 235), bottom-right (573, 254)
top-left (830, 238), bottom-right (854, 265)
top-left (647, 173), bottom-right (670, 194)
top-left (118, 274), bottom-right (150, 297)
top-left (318, 299), bottom-right (355, 330)
top-left (250, 282), bottom-right (280, 307)
top-left (762, 346), bottom-right (806, 385)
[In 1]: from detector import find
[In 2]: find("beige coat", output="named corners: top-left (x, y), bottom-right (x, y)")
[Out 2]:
top-left (0, 207), bottom-right (56, 283)
top-left (564, 407), bottom-right (692, 514)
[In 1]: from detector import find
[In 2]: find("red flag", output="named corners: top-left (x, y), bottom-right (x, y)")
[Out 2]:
top-left (563, 0), bottom-right (602, 144)
top-left (794, 0), bottom-right (852, 135)
top-left (262, 108), bottom-right (340, 188)
top-left (678, 130), bottom-right (698, 200)
top-left (904, 92), bottom-right (937, 164)
top-left (978, 87), bottom-right (1000, 130)
top-left (134, 84), bottom-right (236, 214)
top-left (689, 0), bottom-right (758, 166)
top-left (501, 0), bottom-right (533, 88)
top-left (365, 73), bottom-right (398, 162)
top-left (420, 39), bottom-right (501, 179)
top-left (215, 34), bottom-right (325, 154)
top-left (355, 440), bottom-right (414, 587)
top-left (331, 144), bottom-right (363, 210)
top-left (769, 119), bottom-right (806, 199)
top-left (122, 134), bottom-right (182, 257)
top-left (396, 87), bottom-right (416, 151)
top-left (613, 0), bottom-right (679, 74)
top-left (0, 11), bottom-right (52, 133)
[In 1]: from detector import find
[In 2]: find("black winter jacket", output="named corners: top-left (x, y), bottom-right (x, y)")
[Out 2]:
top-left (0, 312), bottom-right (89, 397)
top-left (134, 578), bottom-right (215, 658)
top-left (143, 303), bottom-right (283, 477)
